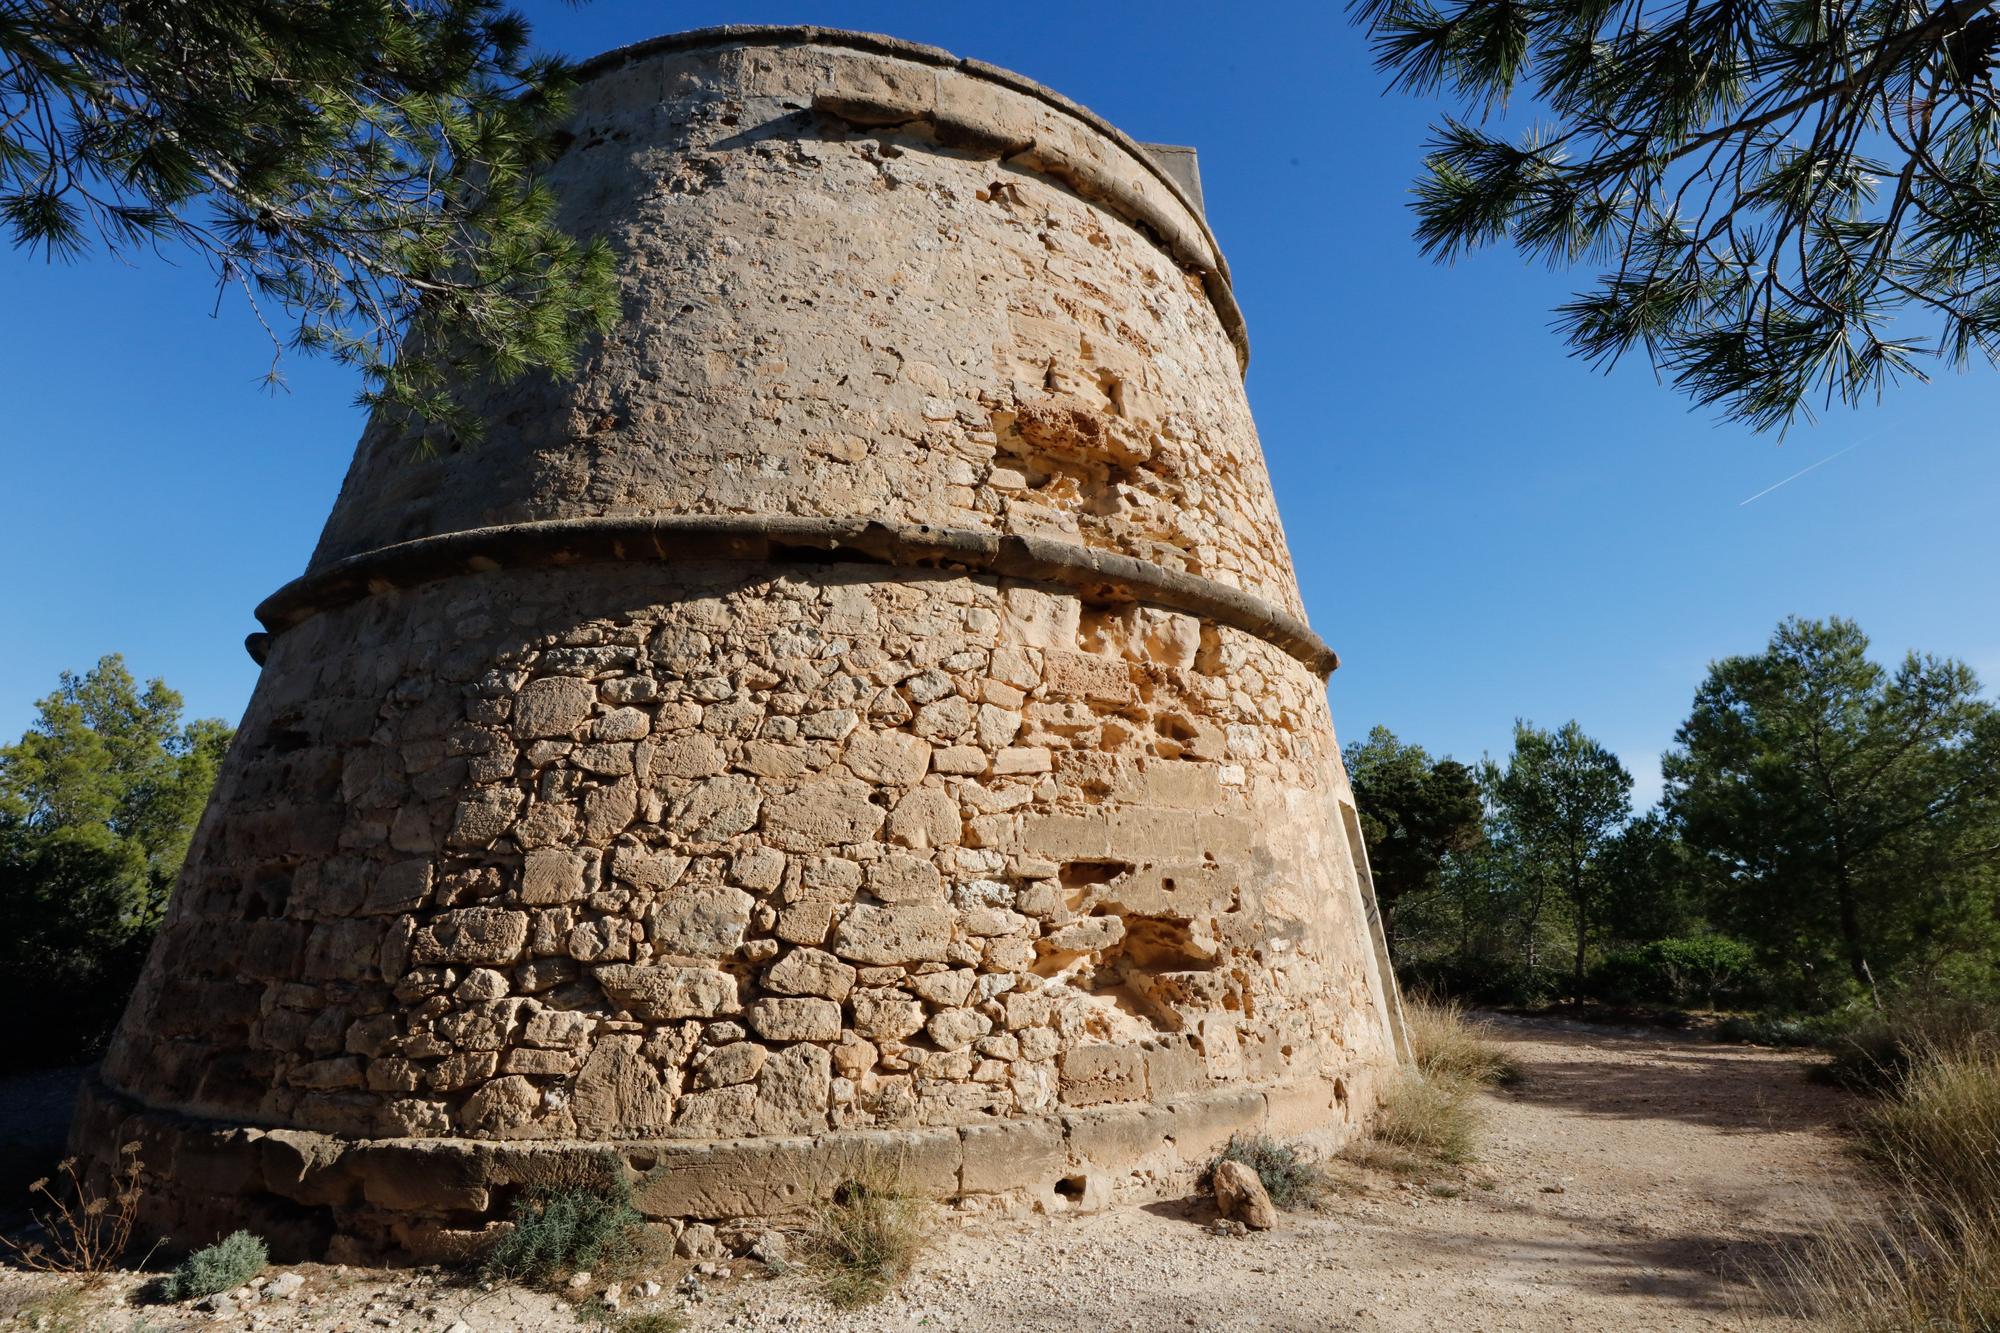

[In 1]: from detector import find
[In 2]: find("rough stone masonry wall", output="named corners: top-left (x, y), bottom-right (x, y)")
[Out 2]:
top-left (92, 561), bottom-right (1389, 1253)
top-left (305, 31), bottom-right (1304, 620)
top-left (80, 28), bottom-right (1400, 1259)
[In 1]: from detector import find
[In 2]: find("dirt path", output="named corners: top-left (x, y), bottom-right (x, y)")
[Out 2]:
top-left (0, 1018), bottom-right (1867, 1332)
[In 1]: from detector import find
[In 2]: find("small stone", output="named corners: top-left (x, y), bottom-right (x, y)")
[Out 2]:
top-left (567, 1271), bottom-right (593, 1290)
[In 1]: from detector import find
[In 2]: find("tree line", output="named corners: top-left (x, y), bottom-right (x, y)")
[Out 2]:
top-left (1353, 616), bottom-right (2000, 1016)
top-left (0, 657), bottom-right (231, 1070)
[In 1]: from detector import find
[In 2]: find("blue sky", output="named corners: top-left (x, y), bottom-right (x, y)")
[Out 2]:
top-left (6, 1), bottom-right (1999, 809)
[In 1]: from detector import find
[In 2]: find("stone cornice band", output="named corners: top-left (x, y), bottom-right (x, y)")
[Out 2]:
top-left (570, 25), bottom-right (1250, 373)
top-left (249, 516), bottom-right (1339, 678)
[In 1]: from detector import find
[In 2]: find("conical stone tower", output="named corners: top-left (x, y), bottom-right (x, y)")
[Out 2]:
top-left (78, 26), bottom-right (1406, 1258)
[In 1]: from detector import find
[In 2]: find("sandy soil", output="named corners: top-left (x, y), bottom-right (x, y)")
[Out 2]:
top-left (0, 1017), bottom-right (1868, 1332)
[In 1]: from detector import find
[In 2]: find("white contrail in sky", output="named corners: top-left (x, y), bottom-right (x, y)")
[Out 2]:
top-left (1739, 441), bottom-right (1865, 506)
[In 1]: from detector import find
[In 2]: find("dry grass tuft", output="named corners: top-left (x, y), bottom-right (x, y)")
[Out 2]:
top-left (1368, 1074), bottom-right (1479, 1165)
top-left (1405, 996), bottom-right (1522, 1088)
top-left (1761, 1039), bottom-right (2000, 1330)
top-left (1817, 999), bottom-right (1999, 1095)
top-left (801, 1168), bottom-right (932, 1309)
top-left (1349, 995), bottom-right (1518, 1171)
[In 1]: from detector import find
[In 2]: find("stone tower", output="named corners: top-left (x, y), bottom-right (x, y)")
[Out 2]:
top-left (78, 26), bottom-right (1406, 1257)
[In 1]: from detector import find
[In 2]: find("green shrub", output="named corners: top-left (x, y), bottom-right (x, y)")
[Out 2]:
top-left (484, 1163), bottom-right (642, 1287)
top-left (1589, 935), bottom-right (1758, 1009)
top-left (163, 1231), bottom-right (267, 1301)
top-left (1210, 1135), bottom-right (1326, 1210)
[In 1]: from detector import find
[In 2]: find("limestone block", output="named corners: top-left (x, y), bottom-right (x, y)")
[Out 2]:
top-left (885, 786), bottom-right (959, 849)
top-left (592, 707), bottom-right (651, 741)
top-left (925, 1007), bottom-right (991, 1051)
top-left (693, 1040), bottom-right (767, 1089)
top-left (651, 733), bottom-right (727, 780)
top-left (571, 1035), bottom-right (675, 1135)
top-left (673, 775), bottom-right (764, 842)
top-left (459, 1075), bottom-right (543, 1136)
top-left (762, 778), bottom-right (886, 851)
top-left (611, 844), bottom-right (690, 894)
top-left (647, 884), bottom-right (755, 956)
top-left (412, 909), bottom-right (529, 966)
top-left (956, 1116), bottom-right (1064, 1194)
top-left (594, 964), bottom-right (741, 1021)
top-left (832, 904), bottom-right (953, 965)
top-left (1059, 1045), bottom-right (1146, 1107)
top-left (764, 947), bottom-right (858, 1000)
top-left (909, 968), bottom-right (977, 1007)
top-left (747, 997), bottom-right (844, 1043)
top-left (633, 1124), bottom-right (961, 1220)
top-left (446, 789), bottom-right (523, 849)
top-left (752, 1043), bottom-right (834, 1135)
top-left (512, 677), bottom-right (597, 739)
top-left (729, 846), bottom-right (787, 892)
top-left (520, 847), bottom-right (593, 905)
top-left (363, 858), bottom-right (434, 915)
top-left (850, 990), bottom-right (926, 1042)
top-left (842, 729), bottom-right (932, 786)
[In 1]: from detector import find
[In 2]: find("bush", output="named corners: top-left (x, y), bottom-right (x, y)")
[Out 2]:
top-left (1817, 999), bottom-right (1999, 1094)
top-left (484, 1162), bottom-right (642, 1288)
top-left (1210, 1135), bottom-right (1326, 1210)
top-left (163, 1231), bottom-right (267, 1301)
top-left (802, 1175), bottom-right (930, 1309)
top-left (1714, 1013), bottom-right (1817, 1047)
top-left (1404, 996), bottom-right (1520, 1086)
top-left (1587, 935), bottom-right (1758, 1009)
top-left (1399, 954), bottom-right (1564, 1008)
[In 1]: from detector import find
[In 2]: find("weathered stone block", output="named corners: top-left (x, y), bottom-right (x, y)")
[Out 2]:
top-left (1059, 1045), bottom-right (1146, 1107)
top-left (831, 904), bottom-right (953, 965)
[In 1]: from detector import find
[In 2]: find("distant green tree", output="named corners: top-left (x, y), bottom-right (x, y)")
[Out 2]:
top-left (1648, 934), bottom-right (1757, 1012)
top-left (1595, 809), bottom-right (1707, 948)
top-left (1346, 725), bottom-right (1486, 942)
top-left (0, 656), bottom-right (231, 1068)
top-left (1487, 720), bottom-right (1633, 996)
top-left (1666, 617), bottom-right (2000, 1005)
top-left (1352, 0), bottom-right (2000, 429)
top-left (1, 1), bottom-right (618, 442)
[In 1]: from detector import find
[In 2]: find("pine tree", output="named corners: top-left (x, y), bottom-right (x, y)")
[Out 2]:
top-left (0, 655), bottom-right (231, 1068)
top-left (1, 1), bottom-right (618, 443)
top-left (1354, 0), bottom-right (2000, 429)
